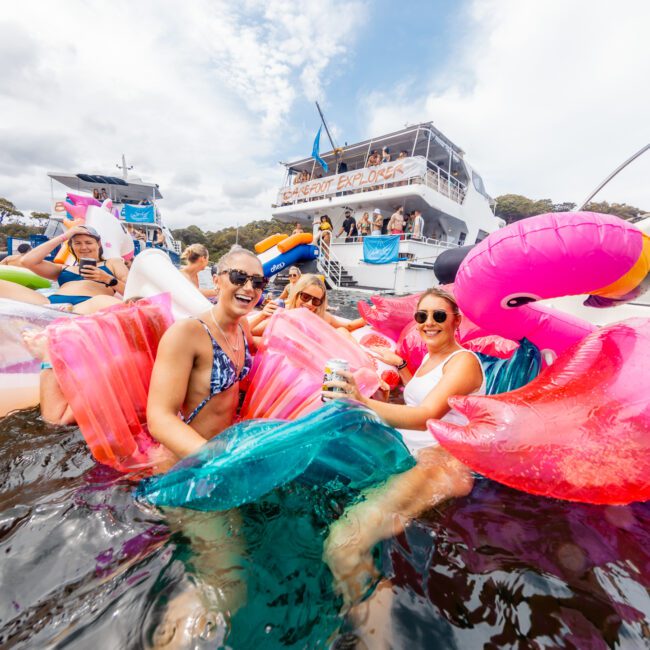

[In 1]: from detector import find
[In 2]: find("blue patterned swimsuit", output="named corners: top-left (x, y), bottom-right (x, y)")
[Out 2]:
top-left (182, 319), bottom-right (252, 425)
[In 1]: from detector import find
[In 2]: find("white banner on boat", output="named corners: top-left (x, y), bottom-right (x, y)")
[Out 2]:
top-left (279, 157), bottom-right (426, 204)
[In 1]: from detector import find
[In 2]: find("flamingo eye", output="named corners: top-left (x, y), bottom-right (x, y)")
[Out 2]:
top-left (501, 293), bottom-right (541, 309)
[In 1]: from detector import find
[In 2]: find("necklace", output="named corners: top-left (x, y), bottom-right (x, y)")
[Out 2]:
top-left (210, 308), bottom-right (241, 357)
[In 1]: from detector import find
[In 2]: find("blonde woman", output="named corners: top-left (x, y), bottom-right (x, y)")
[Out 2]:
top-left (250, 274), bottom-right (365, 335)
top-left (180, 244), bottom-right (218, 299)
top-left (279, 266), bottom-right (301, 301)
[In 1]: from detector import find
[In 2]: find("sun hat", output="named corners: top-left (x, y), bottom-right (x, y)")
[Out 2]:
top-left (373, 208), bottom-right (382, 214)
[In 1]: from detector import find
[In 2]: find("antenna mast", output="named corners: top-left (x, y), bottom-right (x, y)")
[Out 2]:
top-left (315, 102), bottom-right (338, 153)
top-left (116, 154), bottom-right (134, 180)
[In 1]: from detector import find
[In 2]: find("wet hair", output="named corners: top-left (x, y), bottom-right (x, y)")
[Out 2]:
top-left (287, 273), bottom-right (327, 317)
top-left (417, 287), bottom-right (459, 314)
top-left (212, 245), bottom-right (262, 276)
top-left (16, 243), bottom-right (32, 254)
top-left (181, 243), bottom-right (209, 264)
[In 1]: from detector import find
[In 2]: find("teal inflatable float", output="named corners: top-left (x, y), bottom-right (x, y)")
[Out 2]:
top-left (138, 400), bottom-right (415, 648)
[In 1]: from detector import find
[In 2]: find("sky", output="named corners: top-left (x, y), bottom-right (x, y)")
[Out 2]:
top-left (1, 0), bottom-right (648, 230)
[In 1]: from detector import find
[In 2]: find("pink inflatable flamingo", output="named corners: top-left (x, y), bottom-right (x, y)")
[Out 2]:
top-left (427, 212), bottom-right (650, 504)
top-left (454, 212), bottom-right (650, 357)
top-left (428, 318), bottom-right (650, 505)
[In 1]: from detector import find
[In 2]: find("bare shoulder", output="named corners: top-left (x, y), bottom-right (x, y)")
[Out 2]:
top-left (444, 350), bottom-right (482, 376)
top-left (159, 318), bottom-right (204, 352)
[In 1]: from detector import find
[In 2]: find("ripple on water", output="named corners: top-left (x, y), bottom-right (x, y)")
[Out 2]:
top-left (2, 387), bottom-right (650, 647)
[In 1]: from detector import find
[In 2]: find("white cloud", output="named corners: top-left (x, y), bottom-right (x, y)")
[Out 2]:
top-left (0, 0), bottom-right (366, 229)
top-left (363, 0), bottom-right (650, 210)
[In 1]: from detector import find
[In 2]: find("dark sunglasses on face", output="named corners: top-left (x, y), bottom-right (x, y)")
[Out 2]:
top-left (298, 291), bottom-right (323, 307)
top-left (414, 309), bottom-right (456, 324)
top-left (288, 273), bottom-right (298, 278)
top-left (222, 269), bottom-right (268, 290)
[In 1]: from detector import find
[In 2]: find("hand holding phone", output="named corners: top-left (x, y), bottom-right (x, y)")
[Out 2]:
top-left (79, 258), bottom-right (97, 277)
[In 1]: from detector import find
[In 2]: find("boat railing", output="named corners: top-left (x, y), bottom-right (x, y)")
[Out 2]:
top-left (331, 233), bottom-right (458, 249)
top-left (276, 156), bottom-right (467, 207)
top-left (317, 238), bottom-right (344, 289)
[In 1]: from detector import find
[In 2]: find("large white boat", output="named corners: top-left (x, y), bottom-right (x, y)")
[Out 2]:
top-left (8, 158), bottom-right (182, 264)
top-left (272, 122), bottom-right (504, 293)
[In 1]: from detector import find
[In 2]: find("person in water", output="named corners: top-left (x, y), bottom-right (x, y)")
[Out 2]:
top-left (179, 243), bottom-right (218, 299)
top-left (322, 287), bottom-right (485, 602)
top-left (147, 247), bottom-right (266, 460)
top-left (278, 265), bottom-right (301, 301)
top-left (0, 225), bottom-right (128, 314)
top-left (250, 274), bottom-right (365, 336)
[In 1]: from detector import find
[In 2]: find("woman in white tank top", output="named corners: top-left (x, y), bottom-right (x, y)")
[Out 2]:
top-left (323, 287), bottom-right (485, 602)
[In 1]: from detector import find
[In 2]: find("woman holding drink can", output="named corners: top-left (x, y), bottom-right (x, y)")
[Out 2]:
top-left (322, 286), bottom-right (485, 602)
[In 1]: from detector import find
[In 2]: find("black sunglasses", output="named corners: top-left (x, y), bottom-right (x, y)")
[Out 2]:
top-left (298, 291), bottom-right (323, 307)
top-left (222, 269), bottom-right (268, 290)
top-left (414, 309), bottom-right (455, 324)
top-left (288, 273), bottom-right (298, 278)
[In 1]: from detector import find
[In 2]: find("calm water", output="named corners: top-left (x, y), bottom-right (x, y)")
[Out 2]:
top-left (1, 290), bottom-right (650, 648)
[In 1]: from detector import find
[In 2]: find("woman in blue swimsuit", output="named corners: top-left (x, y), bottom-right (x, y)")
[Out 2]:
top-left (147, 247), bottom-right (267, 461)
top-left (0, 225), bottom-right (128, 314)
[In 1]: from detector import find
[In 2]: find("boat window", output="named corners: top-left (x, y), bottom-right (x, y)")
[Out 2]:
top-left (44, 220), bottom-right (63, 238)
top-left (458, 232), bottom-right (467, 246)
top-left (472, 171), bottom-right (489, 198)
top-left (475, 229), bottom-right (488, 244)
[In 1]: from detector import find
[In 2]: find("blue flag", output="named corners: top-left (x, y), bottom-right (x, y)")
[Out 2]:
top-left (312, 126), bottom-right (329, 173)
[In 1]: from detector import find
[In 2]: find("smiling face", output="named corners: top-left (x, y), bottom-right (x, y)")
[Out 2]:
top-left (70, 235), bottom-right (101, 260)
top-left (416, 294), bottom-right (461, 351)
top-left (296, 284), bottom-right (325, 314)
top-left (216, 253), bottom-right (264, 318)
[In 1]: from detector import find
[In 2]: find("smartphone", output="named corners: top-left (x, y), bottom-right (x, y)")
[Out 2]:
top-left (79, 258), bottom-right (97, 274)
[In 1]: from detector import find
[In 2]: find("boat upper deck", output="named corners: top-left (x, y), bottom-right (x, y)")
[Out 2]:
top-left (275, 122), bottom-right (492, 210)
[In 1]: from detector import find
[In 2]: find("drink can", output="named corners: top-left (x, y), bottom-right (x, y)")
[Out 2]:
top-left (322, 358), bottom-right (350, 401)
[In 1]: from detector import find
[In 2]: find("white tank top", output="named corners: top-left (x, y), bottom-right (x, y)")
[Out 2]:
top-left (398, 349), bottom-right (486, 456)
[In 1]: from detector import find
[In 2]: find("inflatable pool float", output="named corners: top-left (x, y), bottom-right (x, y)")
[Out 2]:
top-left (255, 233), bottom-right (319, 277)
top-left (241, 309), bottom-right (381, 421)
top-left (137, 400), bottom-right (414, 647)
top-left (453, 212), bottom-right (650, 357)
top-left (351, 326), bottom-right (400, 389)
top-left (0, 299), bottom-right (73, 417)
top-left (429, 318), bottom-right (650, 505)
top-left (124, 248), bottom-right (211, 319)
top-left (0, 265), bottom-right (51, 290)
top-left (47, 294), bottom-right (174, 472)
top-left (55, 197), bottom-right (134, 264)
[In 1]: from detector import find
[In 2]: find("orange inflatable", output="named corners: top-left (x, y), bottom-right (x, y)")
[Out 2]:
top-left (254, 234), bottom-right (288, 254)
top-left (47, 294), bottom-right (174, 473)
top-left (277, 232), bottom-right (313, 253)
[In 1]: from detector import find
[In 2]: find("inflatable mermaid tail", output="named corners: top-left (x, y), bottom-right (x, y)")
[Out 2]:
top-left (428, 319), bottom-right (650, 505)
top-left (138, 401), bottom-right (415, 647)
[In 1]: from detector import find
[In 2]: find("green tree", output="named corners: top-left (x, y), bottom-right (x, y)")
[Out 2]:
top-left (30, 211), bottom-right (51, 222)
top-left (0, 223), bottom-right (44, 249)
top-left (173, 219), bottom-right (293, 261)
top-left (582, 201), bottom-right (641, 221)
top-left (0, 198), bottom-right (24, 225)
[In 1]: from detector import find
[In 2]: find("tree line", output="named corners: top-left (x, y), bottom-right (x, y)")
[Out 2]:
top-left (1, 194), bottom-right (646, 256)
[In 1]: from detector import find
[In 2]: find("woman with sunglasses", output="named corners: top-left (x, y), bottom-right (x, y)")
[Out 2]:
top-left (322, 287), bottom-right (485, 601)
top-left (278, 266), bottom-right (301, 301)
top-left (147, 248), bottom-right (267, 461)
top-left (251, 274), bottom-right (365, 335)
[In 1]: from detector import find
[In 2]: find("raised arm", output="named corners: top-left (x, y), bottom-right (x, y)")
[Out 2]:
top-left (21, 233), bottom-right (70, 280)
top-left (147, 323), bottom-right (209, 458)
